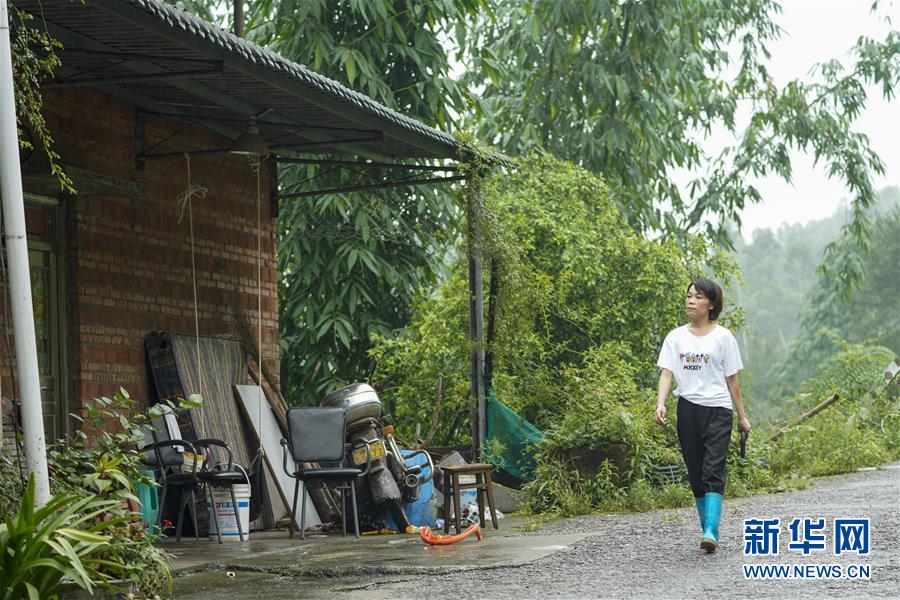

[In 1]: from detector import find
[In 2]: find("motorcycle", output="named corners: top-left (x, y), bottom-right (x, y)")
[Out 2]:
top-left (321, 383), bottom-right (434, 532)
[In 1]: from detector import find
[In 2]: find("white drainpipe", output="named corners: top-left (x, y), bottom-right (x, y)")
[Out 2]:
top-left (0, 0), bottom-right (51, 507)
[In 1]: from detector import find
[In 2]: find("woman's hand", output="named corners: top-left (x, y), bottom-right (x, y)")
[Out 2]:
top-left (654, 404), bottom-right (667, 426)
top-left (655, 369), bottom-right (673, 426)
top-left (738, 415), bottom-right (751, 433)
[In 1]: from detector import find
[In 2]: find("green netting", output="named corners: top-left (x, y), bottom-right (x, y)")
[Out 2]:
top-left (486, 388), bottom-right (543, 481)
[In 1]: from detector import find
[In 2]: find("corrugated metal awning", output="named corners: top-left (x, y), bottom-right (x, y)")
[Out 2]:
top-left (17, 0), bottom-right (463, 161)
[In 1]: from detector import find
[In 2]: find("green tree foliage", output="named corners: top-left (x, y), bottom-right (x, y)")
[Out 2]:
top-left (371, 155), bottom-right (740, 438)
top-left (172, 1), bottom-right (899, 405)
top-left (773, 206), bottom-right (900, 401)
top-left (175, 1), bottom-right (485, 404)
top-left (733, 205), bottom-right (844, 404)
top-left (845, 209), bottom-right (900, 351)
top-left (275, 185), bottom-right (460, 402)
top-left (240, 0), bottom-right (486, 404)
top-left (463, 0), bottom-right (899, 295)
top-left (734, 186), bottom-right (898, 411)
top-left (247, 0), bottom-right (485, 127)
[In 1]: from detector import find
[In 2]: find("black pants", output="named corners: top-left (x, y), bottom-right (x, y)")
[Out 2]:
top-left (677, 397), bottom-right (732, 498)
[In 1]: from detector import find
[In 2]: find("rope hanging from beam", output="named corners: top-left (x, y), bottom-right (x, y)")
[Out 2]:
top-left (248, 151), bottom-right (268, 462)
top-left (176, 153), bottom-right (209, 437)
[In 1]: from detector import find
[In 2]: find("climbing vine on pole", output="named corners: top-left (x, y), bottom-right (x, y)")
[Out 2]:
top-left (8, 2), bottom-right (72, 192)
top-left (456, 132), bottom-right (510, 459)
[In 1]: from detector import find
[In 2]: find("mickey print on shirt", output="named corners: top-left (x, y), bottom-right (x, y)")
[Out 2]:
top-left (680, 352), bottom-right (711, 371)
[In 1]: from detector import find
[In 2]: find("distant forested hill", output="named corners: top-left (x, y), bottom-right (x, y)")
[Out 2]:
top-left (734, 186), bottom-right (899, 418)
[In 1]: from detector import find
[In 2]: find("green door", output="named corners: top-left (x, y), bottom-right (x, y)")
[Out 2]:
top-left (28, 247), bottom-right (60, 441)
top-left (23, 198), bottom-right (64, 443)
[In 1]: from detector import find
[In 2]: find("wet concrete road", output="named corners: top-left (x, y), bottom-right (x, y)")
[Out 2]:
top-left (172, 464), bottom-right (899, 599)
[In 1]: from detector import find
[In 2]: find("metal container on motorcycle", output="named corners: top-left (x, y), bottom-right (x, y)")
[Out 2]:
top-left (321, 383), bottom-right (382, 425)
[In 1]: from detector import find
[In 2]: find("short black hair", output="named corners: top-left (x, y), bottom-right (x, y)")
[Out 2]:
top-left (687, 279), bottom-right (724, 321)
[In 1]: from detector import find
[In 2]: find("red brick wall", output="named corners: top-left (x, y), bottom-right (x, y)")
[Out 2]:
top-left (32, 87), bottom-right (279, 425)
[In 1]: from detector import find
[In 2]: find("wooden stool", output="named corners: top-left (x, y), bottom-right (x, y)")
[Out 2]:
top-left (442, 463), bottom-right (499, 534)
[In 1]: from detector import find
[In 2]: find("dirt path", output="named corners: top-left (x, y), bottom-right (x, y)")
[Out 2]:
top-left (338, 464), bottom-right (899, 599)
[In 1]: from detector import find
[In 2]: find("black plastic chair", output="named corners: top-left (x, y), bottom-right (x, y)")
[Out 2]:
top-left (140, 428), bottom-right (203, 542)
top-left (195, 439), bottom-right (248, 543)
top-left (140, 411), bottom-right (245, 543)
top-left (280, 407), bottom-right (372, 539)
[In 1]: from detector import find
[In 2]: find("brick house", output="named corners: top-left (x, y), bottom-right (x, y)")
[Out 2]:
top-left (6, 0), bottom-right (465, 445)
top-left (18, 86), bottom-right (280, 442)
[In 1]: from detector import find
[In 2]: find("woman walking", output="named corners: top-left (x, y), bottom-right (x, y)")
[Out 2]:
top-left (655, 279), bottom-right (751, 552)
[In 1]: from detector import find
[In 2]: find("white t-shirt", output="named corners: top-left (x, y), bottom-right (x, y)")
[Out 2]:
top-left (657, 324), bottom-right (743, 409)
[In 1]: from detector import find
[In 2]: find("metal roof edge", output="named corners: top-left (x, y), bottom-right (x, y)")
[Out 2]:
top-left (90, 0), bottom-right (461, 159)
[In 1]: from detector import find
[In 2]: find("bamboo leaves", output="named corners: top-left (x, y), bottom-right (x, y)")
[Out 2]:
top-left (237, 0), bottom-right (485, 403)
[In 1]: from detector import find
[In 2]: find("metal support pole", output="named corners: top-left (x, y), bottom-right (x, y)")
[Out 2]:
top-left (485, 258), bottom-right (499, 389)
top-left (0, 0), bottom-right (50, 506)
top-left (465, 173), bottom-right (486, 461)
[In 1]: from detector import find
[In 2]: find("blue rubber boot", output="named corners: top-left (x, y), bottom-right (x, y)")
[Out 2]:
top-left (701, 492), bottom-right (723, 552)
top-left (694, 497), bottom-right (706, 532)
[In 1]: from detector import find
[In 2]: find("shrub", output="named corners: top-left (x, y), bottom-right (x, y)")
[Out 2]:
top-left (0, 457), bottom-right (24, 521)
top-left (373, 154), bottom-right (896, 518)
top-left (46, 388), bottom-right (185, 598)
top-left (0, 475), bottom-right (121, 600)
top-left (371, 155), bottom-right (738, 439)
top-left (49, 389), bottom-right (164, 503)
top-left (767, 339), bottom-right (897, 479)
top-left (523, 335), bottom-right (896, 516)
top-left (521, 455), bottom-right (592, 516)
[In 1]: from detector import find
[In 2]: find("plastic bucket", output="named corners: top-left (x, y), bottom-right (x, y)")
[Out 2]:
top-left (136, 470), bottom-right (159, 534)
top-left (207, 483), bottom-right (251, 541)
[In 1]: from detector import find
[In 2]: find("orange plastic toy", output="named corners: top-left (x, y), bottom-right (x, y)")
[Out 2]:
top-left (418, 523), bottom-right (484, 545)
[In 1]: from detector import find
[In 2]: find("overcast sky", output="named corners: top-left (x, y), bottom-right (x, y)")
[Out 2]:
top-left (689, 0), bottom-right (899, 241)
